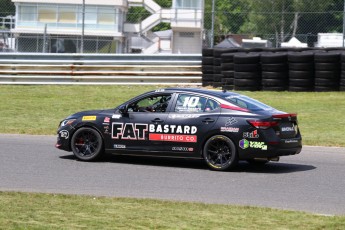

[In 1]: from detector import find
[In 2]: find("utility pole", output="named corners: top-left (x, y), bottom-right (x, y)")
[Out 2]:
top-left (81, 0), bottom-right (85, 53)
top-left (210, 0), bottom-right (215, 48)
top-left (343, 0), bottom-right (345, 47)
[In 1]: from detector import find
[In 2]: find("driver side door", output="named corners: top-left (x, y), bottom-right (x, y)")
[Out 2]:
top-left (110, 92), bottom-right (173, 152)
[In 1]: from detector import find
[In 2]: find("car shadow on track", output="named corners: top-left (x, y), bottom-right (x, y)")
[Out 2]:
top-left (60, 153), bottom-right (316, 174)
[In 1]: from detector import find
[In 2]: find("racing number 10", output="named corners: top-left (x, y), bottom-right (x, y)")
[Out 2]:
top-left (183, 97), bottom-right (199, 108)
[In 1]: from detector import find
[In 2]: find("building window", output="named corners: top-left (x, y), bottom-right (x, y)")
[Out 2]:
top-left (179, 32), bottom-right (194, 38)
top-left (19, 5), bottom-right (37, 22)
top-left (38, 5), bottom-right (57, 23)
top-left (173, 0), bottom-right (202, 9)
top-left (58, 6), bottom-right (77, 24)
top-left (98, 7), bottom-right (115, 25)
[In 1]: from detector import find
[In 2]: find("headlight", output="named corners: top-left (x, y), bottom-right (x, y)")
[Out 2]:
top-left (60, 119), bottom-right (76, 127)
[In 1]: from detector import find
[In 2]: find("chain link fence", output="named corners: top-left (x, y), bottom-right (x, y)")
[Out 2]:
top-left (1, 0), bottom-right (345, 53)
top-left (204, 0), bottom-right (345, 49)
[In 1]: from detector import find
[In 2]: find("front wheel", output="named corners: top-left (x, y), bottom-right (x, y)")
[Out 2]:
top-left (203, 135), bottom-right (238, 171)
top-left (71, 127), bottom-right (104, 161)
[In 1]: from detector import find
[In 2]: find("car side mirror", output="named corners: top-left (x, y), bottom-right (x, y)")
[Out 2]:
top-left (119, 104), bottom-right (128, 114)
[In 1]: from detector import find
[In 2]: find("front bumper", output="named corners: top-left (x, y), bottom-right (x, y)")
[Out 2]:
top-left (55, 128), bottom-right (73, 152)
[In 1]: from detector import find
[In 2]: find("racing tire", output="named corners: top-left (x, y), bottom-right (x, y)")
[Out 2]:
top-left (315, 71), bottom-right (340, 79)
top-left (222, 78), bottom-right (234, 84)
top-left (213, 58), bottom-right (222, 66)
top-left (289, 70), bottom-right (314, 79)
top-left (234, 78), bottom-right (261, 86)
top-left (213, 66), bottom-right (222, 74)
top-left (314, 63), bottom-right (340, 71)
top-left (260, 53), bottom-right (287, 64)
top-left (262, 78), bottom-right (287, 86)
top-left (234, 72), bottom-right (261, 79)
top-left (314, 52), bottom-right (340, 63)
top-left (289, 78), bottom-right (314, 86)
top-left (262, 86), bottom-right (287, 91)
top-left (221, 63), bottom-right (234, 70)
top-left (289, 63), bottom-right (314, 71)
top-left (288, 52), bottom-right (314, 63)
top-left (221, 53), bottom-right (236, 63)
top-left (314, 86), bottom-right (339, 92)
top-left (262, 63), bottom-right (288, 72)
top-left (202, 74), bottom-right (214, 81)
top-left (214, 48), bottom-right (238, 58)
top-left (202, 65), bottom-right (214, 74)
top-left (234, 63), bottom-right (261, 72)
top-left (288, 86), bottom-right (313, 92)
top-left (71, 127), bottom-right (104, 161)
top-left (203, 135), bottom-right (238, 171)
top-left (234, 53), bottom-right (260, 64)
top-left (201, 57), bottom-right (214, 65)
top-left (222, 71), bottom-right (234, 78)
top-left (202, 48), bottom-right (214, 56)
top-left (262, 72), bottom-right (288, 80)
top-left (213, 74), bottom-right (223, 82)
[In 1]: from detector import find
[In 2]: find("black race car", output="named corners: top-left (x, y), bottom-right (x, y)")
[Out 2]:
top-left (56, 88), bottom-right (302, 171)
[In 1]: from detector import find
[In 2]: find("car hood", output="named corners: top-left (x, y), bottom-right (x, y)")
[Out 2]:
top-left (66, 109), bottom-right (114, 119)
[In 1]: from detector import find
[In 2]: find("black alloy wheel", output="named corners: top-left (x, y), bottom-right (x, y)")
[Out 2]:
top-left (203, 135), bottom-right (238, 171)
top-left (71, 127), bottom-right (104, 161)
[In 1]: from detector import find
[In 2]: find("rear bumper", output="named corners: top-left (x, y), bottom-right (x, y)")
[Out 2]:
top-left (239, 139), bottom-right (302, 160)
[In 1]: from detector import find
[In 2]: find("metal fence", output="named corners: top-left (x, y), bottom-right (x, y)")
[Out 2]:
top-left (1, 0), bottom-right (345, 53)
top-left (204, 0), bottom-right (345, 48)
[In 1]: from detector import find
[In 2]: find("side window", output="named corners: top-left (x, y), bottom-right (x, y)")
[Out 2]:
top-left (128, 94), bottom-right (172, 112)
top-left (175, 94), bottom-right (207, 113)
top-left (204, 99), bottom-right (220, 112)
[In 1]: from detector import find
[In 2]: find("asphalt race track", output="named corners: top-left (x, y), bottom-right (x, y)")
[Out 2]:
top-left (1, 134), bottom-right (345, 216)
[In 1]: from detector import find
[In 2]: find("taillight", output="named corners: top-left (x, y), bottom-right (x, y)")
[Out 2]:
top-left (248, 120), bottom-right (279, 129)
top-left (272, 113), bottom-right (297, 119)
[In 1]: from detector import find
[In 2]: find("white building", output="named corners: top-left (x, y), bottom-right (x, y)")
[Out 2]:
top-left (11, 0), bottom-right (204, 54)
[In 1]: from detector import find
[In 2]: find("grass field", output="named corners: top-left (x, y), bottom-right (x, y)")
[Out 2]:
top-left (0, 192), bottom-right (345, 229)
top-left (0, 85), bottom-right (344, 146)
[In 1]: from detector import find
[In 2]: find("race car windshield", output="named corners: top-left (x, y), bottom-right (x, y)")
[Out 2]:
top-left (224, 95), bottom-right (273, 111)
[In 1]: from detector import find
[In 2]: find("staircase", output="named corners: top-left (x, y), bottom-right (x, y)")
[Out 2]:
top-left (125, 0), bottom-right (172, 53)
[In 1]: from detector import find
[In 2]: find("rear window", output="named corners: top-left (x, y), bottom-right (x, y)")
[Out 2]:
top-left (224, 95), bottom-right (273, 111)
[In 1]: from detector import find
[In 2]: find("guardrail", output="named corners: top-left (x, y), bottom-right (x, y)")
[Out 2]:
top-left (0, 53), bottom-right (202, 85)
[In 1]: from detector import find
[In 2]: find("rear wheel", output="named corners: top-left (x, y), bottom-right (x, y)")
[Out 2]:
top-left (71, 127), bottom-right (104, 161)
top-left (203, 135), bottom-right (238, 171)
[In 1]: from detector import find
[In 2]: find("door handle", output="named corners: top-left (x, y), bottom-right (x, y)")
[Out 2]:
top-left (151, 118), bottom-right (164, 123)
top-left (202, 118), bottom-right (215, 123)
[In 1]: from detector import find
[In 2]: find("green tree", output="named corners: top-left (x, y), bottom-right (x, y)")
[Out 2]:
top-left (0, 0), bottom-right (15, 17)
top-left (239, 0), bottom-right (342, 44)
top-left (204, 0), bottom-right (249, 35)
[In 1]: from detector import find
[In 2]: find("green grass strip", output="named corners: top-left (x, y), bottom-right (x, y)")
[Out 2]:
top-left (0, 85), bottom-right (344, 146)
top-left (0, 191), bottom-right (344, 229)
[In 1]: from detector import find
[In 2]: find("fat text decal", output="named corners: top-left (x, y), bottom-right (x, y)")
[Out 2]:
top-left (112, 123), bottom-right (197, 142)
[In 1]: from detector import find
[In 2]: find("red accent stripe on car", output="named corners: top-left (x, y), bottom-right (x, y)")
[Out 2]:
top-left (220, 104), bottom-right (249, 112)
